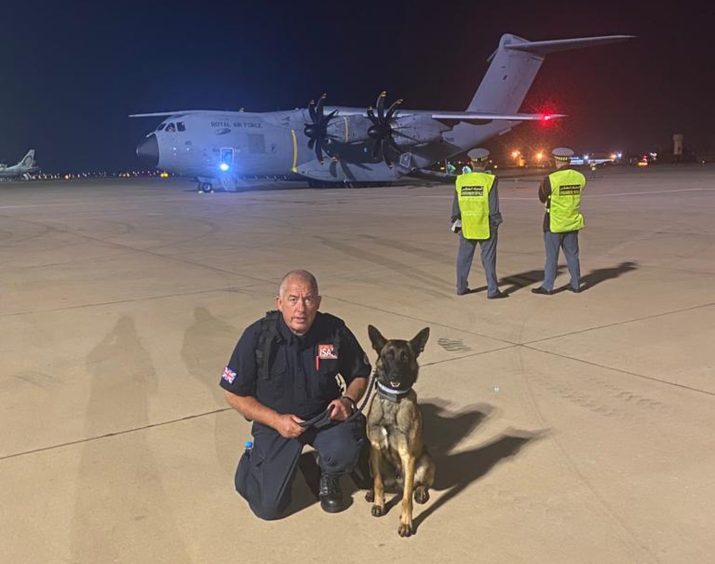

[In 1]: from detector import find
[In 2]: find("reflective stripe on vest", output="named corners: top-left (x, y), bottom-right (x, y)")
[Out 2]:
top-left (456, 172), bottom-right (494, 239)
top-left (547, 169), bottom-right (586, 233)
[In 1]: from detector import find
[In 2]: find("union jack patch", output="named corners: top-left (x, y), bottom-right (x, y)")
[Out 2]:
top-left (318, 344), bottom-right (338, 360)
top-left (222, 366), bottom-right (237, 384)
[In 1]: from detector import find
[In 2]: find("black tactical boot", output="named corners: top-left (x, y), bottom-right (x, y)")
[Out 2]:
top-left (319, 474), bottom-right (345, 513)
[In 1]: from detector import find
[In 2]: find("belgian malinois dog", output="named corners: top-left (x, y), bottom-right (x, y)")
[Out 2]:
top-left (365, 325), bottom-right (435, 537)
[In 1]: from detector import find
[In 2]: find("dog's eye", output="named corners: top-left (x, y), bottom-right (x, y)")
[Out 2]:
top-left (400, 351), bottom-right (408, 363)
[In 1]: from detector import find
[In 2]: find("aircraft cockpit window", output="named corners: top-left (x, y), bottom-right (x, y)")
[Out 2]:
top-left (156, 123), bottom-right (166, 131)
top-left (177, 122), bottom-right (186, 132)
top-left (165, 123), bottom-right (176, 132)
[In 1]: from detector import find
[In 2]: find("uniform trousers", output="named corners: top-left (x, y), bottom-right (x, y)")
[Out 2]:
top-left (543, 230), bottom-right (580, 291)
top-left (235, 414), bottom-right (365, 520)
top-left (456, 230), bottom-right (498, 296)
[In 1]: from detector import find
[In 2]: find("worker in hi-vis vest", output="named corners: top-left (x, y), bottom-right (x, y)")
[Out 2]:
top-left (451, 148), bottom-right (507, 299)
top-left (532, 147), bottom-right (586, 295)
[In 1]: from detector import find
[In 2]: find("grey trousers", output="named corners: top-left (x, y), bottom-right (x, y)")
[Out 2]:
top-left (543, 231), bottom-right (580, 291)
top-left (456, 231), bottom-right (498, 295)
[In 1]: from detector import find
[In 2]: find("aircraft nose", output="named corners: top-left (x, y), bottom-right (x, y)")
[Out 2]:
top-left (136, 134), bottom-right (159, 167)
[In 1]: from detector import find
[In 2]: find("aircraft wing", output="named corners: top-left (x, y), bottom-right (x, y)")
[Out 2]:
top-left (430, 112), bottom-right (565, 122)
top-left (129, 110), bottom-right (243, 118)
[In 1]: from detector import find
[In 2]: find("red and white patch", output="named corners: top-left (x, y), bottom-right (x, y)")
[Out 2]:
top-left (318, 344), bottom-right (338, 360)
top-left (222, 366), bottom-right (237, 384)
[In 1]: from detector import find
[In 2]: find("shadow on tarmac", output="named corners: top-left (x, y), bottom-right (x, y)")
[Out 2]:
top-left (74, 316), bottom-right (191, 562)
top-left (181, 306), bottom-right (242, 475)
top-left (551, 260), bottom-right (640, 293)
top-left (413, 428), bottom-right (543, 533)
top-left (579, 260), bottom-right (639, 291)
top-left (499, 267), bottom-right (565, 295)
top-left (288, 400), bottom-right (543, 529)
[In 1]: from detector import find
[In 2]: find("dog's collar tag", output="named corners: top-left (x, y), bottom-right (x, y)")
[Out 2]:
top-left (376, 381), bottom-right (412, 402)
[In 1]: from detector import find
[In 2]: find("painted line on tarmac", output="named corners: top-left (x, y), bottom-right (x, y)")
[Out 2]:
top-left (522, 344), bottom-right (715, 398)
top-left (0, 197), bottom-right (201, 210)
top-left (0, 408), bottom-right (233, 462)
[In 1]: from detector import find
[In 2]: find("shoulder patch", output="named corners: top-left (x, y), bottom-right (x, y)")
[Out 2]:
top-left (222, 366), bottom-right (236, 384)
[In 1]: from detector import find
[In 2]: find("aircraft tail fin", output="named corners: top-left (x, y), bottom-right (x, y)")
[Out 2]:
top-left (467, 34), bottom-right (634, 113)
top-left (19, 149), bottom-right (35, 167)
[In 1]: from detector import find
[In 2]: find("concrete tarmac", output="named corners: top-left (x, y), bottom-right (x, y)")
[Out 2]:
top-left (1, 165), bottom-right (713, 563)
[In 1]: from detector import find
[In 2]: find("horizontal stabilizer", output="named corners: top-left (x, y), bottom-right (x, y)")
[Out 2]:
top-left (431, 112), bottom-right (565, 122)
top-left (505, 35), bottom-right (635, 56)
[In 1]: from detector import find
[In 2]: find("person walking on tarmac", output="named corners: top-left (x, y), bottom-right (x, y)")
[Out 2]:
top-left (451, 148), bottom-right (507, 298)
top-left (220, 270), bottom-right (371, 519)
top-left (532, 147), bottom-right (586, 295)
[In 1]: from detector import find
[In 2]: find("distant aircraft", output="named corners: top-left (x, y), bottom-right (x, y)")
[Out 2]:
top-left (570, 152), bottom-right (620, 166)
top-left (133, 33), bottom-right (633, 192)
top-left (0, 149), bottom-right (39, 180)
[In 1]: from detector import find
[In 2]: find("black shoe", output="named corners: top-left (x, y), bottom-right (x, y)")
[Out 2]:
top-left (531, 287), bottom-right (552, 295)
top-left (319, 474), bottom-right (346, 513)
top-left (456, 287), bottom-right (471, 296)
top-left (487, 290), bottom-right (509, 299)
top-left (569, 286), bottom-right (582, 293)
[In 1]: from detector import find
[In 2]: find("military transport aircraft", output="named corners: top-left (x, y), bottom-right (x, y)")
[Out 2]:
top-left (133, 33), bottom-right (633, 192)
top-left (0, 149), bottom-right (39, 180)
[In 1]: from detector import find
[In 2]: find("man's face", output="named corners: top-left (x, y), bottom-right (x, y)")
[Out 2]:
top-left (276, 277), bottom-right (321, 335)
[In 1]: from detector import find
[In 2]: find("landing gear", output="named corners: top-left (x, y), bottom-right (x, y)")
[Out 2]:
top-left (197, 182), bottom-right (214, 194)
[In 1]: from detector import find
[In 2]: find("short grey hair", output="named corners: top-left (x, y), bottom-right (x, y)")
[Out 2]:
top-left (278, 269), bottom-right (319, 297)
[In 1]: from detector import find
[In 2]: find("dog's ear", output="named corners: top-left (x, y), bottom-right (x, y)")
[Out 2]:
top-left (368, 325), bottom-right (387, 353)
top-left (410, 327), bottom-right (430, 357)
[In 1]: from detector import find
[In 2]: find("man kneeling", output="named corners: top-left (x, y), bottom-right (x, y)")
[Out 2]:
top-left (220, 270), bottom-right (370, 519)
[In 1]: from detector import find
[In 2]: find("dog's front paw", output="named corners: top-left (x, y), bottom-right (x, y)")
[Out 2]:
top-left (398, 523), bottom-right (414, 537)
top-left (365, 490), bottom-right (374, 503)
top-left (414, 487), bottom-right (429, 504)
top-left (371, 505), bottom-right (385, 517)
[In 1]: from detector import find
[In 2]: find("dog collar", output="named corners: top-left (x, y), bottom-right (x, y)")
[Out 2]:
top-left (376, 380), bottom-right (412, 402)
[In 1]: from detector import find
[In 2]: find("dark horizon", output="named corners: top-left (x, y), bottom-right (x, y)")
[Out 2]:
top-left (1, 0), bottom-right (712, 172)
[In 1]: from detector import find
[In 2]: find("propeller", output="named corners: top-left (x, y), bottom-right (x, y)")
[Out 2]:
top-left (367, 91), bottom-right (403, 167)
top-left (303, 93), bottom-right (338, 164)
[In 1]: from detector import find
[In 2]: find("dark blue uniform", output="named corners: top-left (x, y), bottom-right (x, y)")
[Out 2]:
top-left (220, 311), bottom-right (371, 520)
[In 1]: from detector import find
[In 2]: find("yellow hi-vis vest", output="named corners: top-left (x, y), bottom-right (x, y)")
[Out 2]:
top-left (456, 172), bottom-right (495, 239)
top-left (547, 169), bottom-right (586, 233)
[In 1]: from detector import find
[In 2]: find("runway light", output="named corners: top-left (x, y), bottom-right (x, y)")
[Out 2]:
top-left (535, 151), bottom-right (544, 161)
top-left (219, 162), bottom-right (230, 172)
top-left (511, 150), bottom-right (520, 159)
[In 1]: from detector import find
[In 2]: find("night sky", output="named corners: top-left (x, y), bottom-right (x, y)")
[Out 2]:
top-left (2, 0), bottom-right (712, 172)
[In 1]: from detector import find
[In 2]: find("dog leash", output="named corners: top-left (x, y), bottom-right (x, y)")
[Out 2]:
top-left (299, 368), bottom-right (378, 429)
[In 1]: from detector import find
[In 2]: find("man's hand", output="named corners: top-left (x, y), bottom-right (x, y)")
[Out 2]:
top-left (451, 219), bottom-right (462, 234)
top-left (328, 397), bottom-right (354, 422)
top-left (274, 414), bottom-right (306, 438)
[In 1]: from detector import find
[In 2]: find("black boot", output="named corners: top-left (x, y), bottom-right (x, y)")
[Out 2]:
top-left (319, 474), bottom-right (345, 513)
